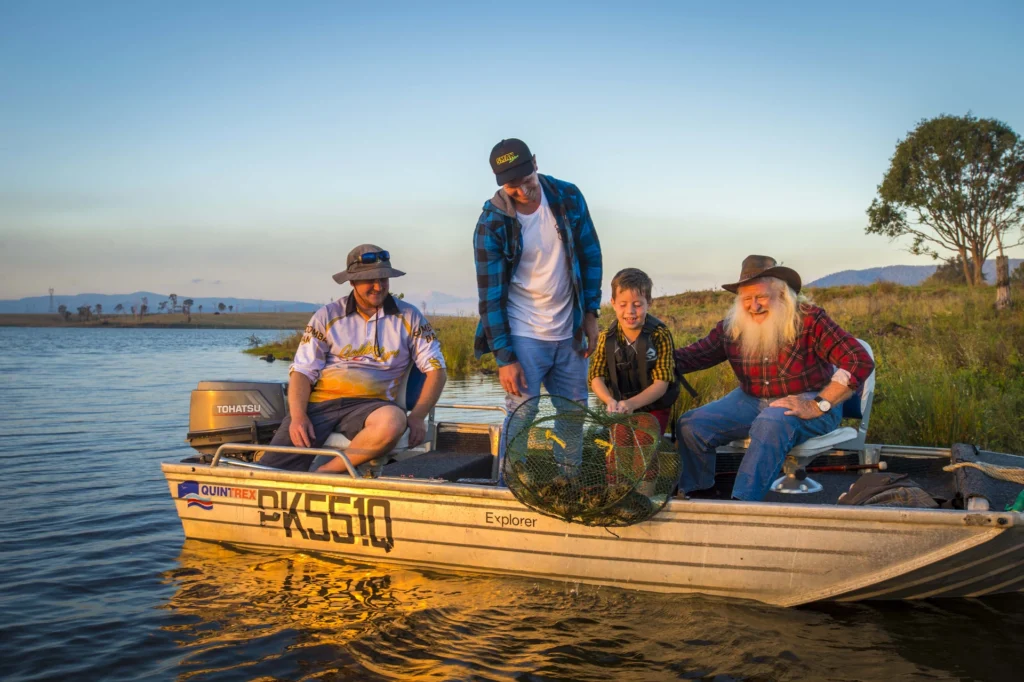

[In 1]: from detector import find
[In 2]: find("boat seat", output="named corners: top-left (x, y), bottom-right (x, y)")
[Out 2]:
top-left (716, 339), bottom-right (876, 494)
top-left (318, 363), bottom-right (430, 476)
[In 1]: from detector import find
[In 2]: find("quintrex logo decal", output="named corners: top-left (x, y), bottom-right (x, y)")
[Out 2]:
top-left (177, 481), bottom-right (257, 510)
top-left (178, 481), bottom-right (213, 510)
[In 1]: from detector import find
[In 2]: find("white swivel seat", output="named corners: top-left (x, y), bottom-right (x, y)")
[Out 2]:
top-left (320, 364), bottom-right (426, 476)
top-left (716, 339), bottom-right (876, 494)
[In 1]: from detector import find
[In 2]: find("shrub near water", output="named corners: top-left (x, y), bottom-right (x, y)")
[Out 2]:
top-left (247, 284), bottom-right (1023, 454)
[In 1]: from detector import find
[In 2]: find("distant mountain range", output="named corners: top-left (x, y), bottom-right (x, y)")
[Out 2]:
top-left (0, 289), bottom-right (480, 315)
top-left (0, 291), bottom-right (320, 314)
top-left (807, 259), bottom-right (1022, 288)
top-left (7, 261), bottom-right (1020, 315)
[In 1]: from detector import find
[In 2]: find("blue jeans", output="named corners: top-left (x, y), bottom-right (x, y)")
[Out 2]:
top-left (676, 388), bottom-right (842, 501)
top-left (499, 336), bottom-right (589, 480)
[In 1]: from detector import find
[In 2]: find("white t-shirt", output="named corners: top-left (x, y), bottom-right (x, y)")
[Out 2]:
top-left (507, 190), bottom-right (574, 340)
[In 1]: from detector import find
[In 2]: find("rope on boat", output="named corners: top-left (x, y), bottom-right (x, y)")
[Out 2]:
top-left (943, 461), bottom-right (1024, 485)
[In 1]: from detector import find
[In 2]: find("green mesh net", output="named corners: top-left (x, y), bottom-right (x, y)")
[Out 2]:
top-left (502, 395), bottom-right (680, 526)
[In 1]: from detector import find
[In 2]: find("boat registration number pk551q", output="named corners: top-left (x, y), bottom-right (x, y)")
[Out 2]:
top-left (258, 490), bottom-right (394, 552)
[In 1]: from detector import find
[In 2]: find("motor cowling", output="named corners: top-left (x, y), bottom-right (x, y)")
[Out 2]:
top-left (186, 380), bottom-right (287, 455)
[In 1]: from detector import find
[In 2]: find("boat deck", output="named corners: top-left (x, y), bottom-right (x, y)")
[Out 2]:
top-left (705, 450), bottom-right (960, 506)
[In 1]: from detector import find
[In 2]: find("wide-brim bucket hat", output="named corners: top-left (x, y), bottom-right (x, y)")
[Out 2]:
top-left (722, 255), bottom-right (802, 294)
top-left (332, 243), bottom-right (406, 283)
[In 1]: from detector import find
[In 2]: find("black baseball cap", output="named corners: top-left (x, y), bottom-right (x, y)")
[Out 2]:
top-left (489, 138), bottom-right (534, 185)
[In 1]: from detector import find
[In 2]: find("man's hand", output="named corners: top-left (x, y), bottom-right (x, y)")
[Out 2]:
top-left (289, 411), bottom-right (315, 447)
top-left (498, 362), bottom-right (528, 396)
top-left (770, 396), bottom-right (823, 420)
top-left (582, 312), bottom-right (599, 359)
top-left (407, 415), bottom-right (427, 448)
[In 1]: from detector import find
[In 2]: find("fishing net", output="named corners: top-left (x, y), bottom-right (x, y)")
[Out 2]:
top-left (502, 395), bottom-right (680, 526)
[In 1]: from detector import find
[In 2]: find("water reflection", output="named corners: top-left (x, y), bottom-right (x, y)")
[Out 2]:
top-left (2, 328), bottom-right (1021, 682)
top-left (161, 540), bottom-right (977, 681)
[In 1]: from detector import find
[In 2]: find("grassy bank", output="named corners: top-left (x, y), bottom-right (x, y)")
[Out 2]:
top-left (0, 312), bottom-right (311, 329)
top-left (654, 283), bottom-right (1024, 454)
top-left (246, 284), bottom-right (1024, 453)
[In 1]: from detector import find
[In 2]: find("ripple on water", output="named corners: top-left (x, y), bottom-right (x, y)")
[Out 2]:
top-left (1, 327), bottom-right (1023, 681)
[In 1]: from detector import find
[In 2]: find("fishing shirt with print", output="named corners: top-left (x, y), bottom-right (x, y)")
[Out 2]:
top-left (290, 294), bottom-right (445, 404)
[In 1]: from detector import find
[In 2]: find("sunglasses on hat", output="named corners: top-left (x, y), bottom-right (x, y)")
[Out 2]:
top-left (355, 250), bottom-right (390, 265)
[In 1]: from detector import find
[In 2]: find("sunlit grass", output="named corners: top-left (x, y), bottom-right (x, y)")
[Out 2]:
top-left (246, 283), bottom-right (1024, 453)
top-left (655, 283), bottom-right (1024, 454)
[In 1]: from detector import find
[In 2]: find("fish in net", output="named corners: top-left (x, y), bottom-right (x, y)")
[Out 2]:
top-left (502, 394), bottom-right (680, 526)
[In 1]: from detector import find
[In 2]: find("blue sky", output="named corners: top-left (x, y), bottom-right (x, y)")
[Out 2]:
top-left (2, 1), bottom-right (1022, 305)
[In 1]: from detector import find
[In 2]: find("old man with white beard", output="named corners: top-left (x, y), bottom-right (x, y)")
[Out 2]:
top-left (673, 255), bottom-right (875, 501)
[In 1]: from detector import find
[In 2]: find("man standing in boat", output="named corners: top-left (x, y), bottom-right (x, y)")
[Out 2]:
top-left (260, 244), bottom-right (447, 473)
top-left (473, 138), bottom-right (603, 417)
top-left (674, 255), bottom-right (874, 501)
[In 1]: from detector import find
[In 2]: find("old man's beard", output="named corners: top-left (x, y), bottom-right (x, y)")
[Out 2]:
top-left (725, 296), bottom-right (800, 361)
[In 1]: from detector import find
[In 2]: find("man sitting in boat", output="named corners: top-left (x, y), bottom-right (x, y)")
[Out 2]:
top-left (674, 255), bottom-right (874, 501)
top-left (259, 244), bottom-right (448, 473)
top-left (589, 267), bottom-right (679, 436)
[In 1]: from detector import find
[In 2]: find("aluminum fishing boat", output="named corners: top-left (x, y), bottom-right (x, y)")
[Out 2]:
top-left (164, 379), bottom-right (1024, 607)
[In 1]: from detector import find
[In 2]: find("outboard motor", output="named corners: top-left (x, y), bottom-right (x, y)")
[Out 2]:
top-left (185, 381), bottom-right (287, 455)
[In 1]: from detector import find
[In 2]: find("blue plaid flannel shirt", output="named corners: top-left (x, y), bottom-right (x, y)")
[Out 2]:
top-left (473, 174), bottom-right (602, 366)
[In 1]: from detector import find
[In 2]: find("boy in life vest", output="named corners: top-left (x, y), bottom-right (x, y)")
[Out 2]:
top-left (588, 268), bottom-right (680, 438)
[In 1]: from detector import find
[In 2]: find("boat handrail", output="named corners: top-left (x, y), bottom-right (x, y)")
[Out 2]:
top-left (211, 443), bottom-right (361, 478)
top-left (431, 403), bottom-right (507, 415)
top-left (215, 458), bottom-right (281, 471)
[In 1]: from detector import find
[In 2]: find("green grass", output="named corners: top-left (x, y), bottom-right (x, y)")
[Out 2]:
top-left (653, 283), bottom-right (1024, 454)
top-left (246, 284), bottom-right (1024, 454)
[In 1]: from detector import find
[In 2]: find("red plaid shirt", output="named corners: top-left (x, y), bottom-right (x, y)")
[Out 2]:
top-left (673, 305), bottom-right (874, 399)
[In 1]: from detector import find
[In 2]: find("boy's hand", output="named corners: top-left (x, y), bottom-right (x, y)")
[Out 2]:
top-left (606, 400), bottom-right (632, 414)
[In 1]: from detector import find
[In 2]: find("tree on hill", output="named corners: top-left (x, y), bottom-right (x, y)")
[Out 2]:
top-left (158, 301), bottom-right (167, 313)
top-left (1012, 261), bottom-right (1024, 287)
top-left (95, 303), bottom-right (103, 318)
top-left (198, 304), bottom-right (203, 316)
top-left (77, 305), bottom-right (92, 321)
top-left (228, 305), bottom-right (234, 313)
top-left (114, 303), bottom-right (124, 316)
top-left (866, 114), bottom-right (1024, 287)
top-left (57, 304), bottom-right (67, 321)
top-left (169, 293), bottom-right (178, 313)
top-left (182, 298), bottom-right (194, 323)
top-left (140, 296), bottom-right (149, 318)
top-left (924, 256), bottom-right (987, 285)
top-left (218, 302), bottom-right (226, 313)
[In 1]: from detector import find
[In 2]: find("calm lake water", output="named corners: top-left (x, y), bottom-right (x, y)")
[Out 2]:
top-left (1, 327), bottom-right (1022, 681)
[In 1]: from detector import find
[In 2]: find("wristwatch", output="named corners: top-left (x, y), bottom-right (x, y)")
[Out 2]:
top-left (812, 395), bottom-right (832, 413)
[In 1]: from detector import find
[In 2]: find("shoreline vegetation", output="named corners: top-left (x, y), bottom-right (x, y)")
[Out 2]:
top-left (244, 283), bottom-right (1024, 454)
top-left (0, 312), bottom-right (313, 329)
top-left (7, 282), bottom-right (1021, 453)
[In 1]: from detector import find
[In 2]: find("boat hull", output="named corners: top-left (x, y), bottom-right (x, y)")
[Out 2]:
top-left (162, 462), bottom-right (1024, 607)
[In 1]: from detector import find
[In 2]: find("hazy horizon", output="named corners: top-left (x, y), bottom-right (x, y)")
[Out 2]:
top-left (3, 1), bottom-right (1023, 303)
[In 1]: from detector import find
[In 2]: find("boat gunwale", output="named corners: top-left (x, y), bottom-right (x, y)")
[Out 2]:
top-left (162, 445), bottom-right (1023, 531)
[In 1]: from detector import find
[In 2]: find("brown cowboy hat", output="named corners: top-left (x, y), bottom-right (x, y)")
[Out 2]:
top-left (722, 255), bottom-right (802, 294)
top-left (332, 244), bottom-right (406, 284)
